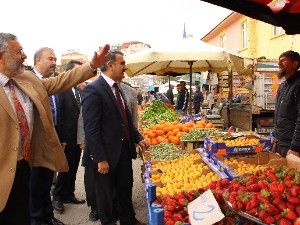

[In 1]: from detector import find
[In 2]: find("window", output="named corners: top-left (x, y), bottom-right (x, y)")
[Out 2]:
top-left (272, 26), bottom-right (285, 36)
top-left (241, 21), bottom-right (248, 49)
top-left (220, 34), bottom-right (225, 48)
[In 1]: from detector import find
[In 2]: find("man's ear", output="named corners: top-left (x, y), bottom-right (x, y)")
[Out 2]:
top-left (293, 61), bottom-right (300, 70)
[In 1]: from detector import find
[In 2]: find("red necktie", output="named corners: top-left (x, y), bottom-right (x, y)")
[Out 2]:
top-left (113, 83), bottom-right (130, 140)
top-left (8, 80), bottom-right (31, 161)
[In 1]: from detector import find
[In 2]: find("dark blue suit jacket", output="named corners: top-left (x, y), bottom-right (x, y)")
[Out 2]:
top-left (81, 76), bottom-right (143, 169)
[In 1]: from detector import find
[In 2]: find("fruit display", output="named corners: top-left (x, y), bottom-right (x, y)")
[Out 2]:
top-left (151, 154), bottom-right (220, 196)
top-left (211, 137), bottom-right (260, 147)
top-left (155, 178), bottom-right (233, 225)
top-left (223, 158), bottom-right (267, 175)
top-left (148, 142), bottom-right (188, 161)
top-left (224, 167), bottom-right (300, 225)
top-left (180, 128), bottom-right (217, 142)
top-left (141, 100), bottom-right (179, 128)
top-left (143, 120), bottom-right (215, 146)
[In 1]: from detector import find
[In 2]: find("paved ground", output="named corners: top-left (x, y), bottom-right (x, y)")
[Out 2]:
top-left (54, 159), bottom-right (148, 225)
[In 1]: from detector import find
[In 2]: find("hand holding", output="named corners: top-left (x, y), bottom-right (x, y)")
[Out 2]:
top-left (97, 161), bottom-right (109, 174)
top-left (90, 44), bottom-right (110, 69)
top-left (137, 139), bottom-right (149, 150)
top-left (79, 144), bottom-right (85, 150)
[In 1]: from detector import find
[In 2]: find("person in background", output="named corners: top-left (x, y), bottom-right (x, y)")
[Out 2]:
top-left (176, 82), bottom-right (189, 115)
top-left (29, 47), bottom-right (65, 225)
top-left (0, 32), bottom-right (109, 225)
top-left (166, 85), bottom-right (174, 105)
top-left (82, 50), bottom-right (148, 225)
top-left (272, 50), bottom-right (300, 157)
top-left (137, 91), bottom-right (143, 105)
top-left (52, 60), bottom-right (86, 214)
top-left (193, 85), bottom-right (203, 114)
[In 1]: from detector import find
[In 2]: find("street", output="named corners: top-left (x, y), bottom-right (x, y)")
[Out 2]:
top-left (54, 159), bottom-right (148, 225)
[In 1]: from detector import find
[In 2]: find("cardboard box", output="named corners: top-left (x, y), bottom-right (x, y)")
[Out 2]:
top-left (204, 135), bottom-right (271, 156)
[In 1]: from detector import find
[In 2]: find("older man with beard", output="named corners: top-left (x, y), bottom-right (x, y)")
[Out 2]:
top-left (0, 33), bottom-right (109, 225)
top-left (273, 50), bottom-right (300, 157)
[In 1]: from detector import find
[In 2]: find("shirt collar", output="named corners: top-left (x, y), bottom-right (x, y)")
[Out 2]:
top-left (101, 73), bottom-right (117, 88)
top-left (0, 73), bottom-right (10, 87)
top-left (33, 68), bottom-right (44, 79)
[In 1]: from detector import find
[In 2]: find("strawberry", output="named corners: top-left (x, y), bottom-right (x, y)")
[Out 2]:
top-left (173, 213), bottom-right (183, 222)
top-left (229, 191), bottom-right (238, 204)
top-left (265, 203), bottom-right (280, 216)
top-left (232, 200), bottom-right (243, 211)
top-left (285, 179), bottom-right (294, 188)
top-left (287, 195), bottom-right (300, 205)
top-left (289, 186), bottom-right (300, 197)
top-left (258, 180), bottom-right (268, 189)
top-left (246, 184), bottom-right (260, 192)
top-left (294, 217), bottom-right (300, 225)
top-left (286, 202), bottom-right (296, 211)
top-left (295, 206), bottom-right (300, 216)
top-left (246, 198), bottom-right (259, 211)
top-left (178, 198), bottom-right (188, 207)
top-left (278, 217), bottom-right (293, 225)
top-left (164, 211), bottom-right (173, 218)
top-left (165, 220), bottom-right (175, 225)
top-left (282, 208), bottom-right (298, 221)
top-left (165, 205), bottom-right (175, 212)
top-left (263, 215), bottom-right (275, 224)
top-left (258, 210), bottom-right (269, 221)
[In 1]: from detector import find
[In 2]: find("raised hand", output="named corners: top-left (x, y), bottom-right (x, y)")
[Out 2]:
top-left (90, 44), bottom-right (110, 69)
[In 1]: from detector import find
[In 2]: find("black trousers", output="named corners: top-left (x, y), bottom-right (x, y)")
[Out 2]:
top-left (29, 167), bottom-right (54, 225)
top-left (194, 103), bottom-right (201, 114)
top-left (84, 167), bottom-right (97, 209)
top-left (53, 144), bottom-right (81, 201)
top-left (94, 141), bottom-right (136, 225)
top-left (0, 160), bottom-right (30, 225)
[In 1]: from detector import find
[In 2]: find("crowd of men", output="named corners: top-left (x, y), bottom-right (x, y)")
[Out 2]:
top-left (0, 31), bottom-right (300, 225)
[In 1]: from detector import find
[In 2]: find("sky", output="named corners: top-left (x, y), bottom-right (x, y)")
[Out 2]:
top-left (1, 0), bottom-right (231, 65)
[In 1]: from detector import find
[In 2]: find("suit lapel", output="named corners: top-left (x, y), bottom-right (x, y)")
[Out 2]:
top-left (15, 80), bottom-right (47, 119)
top-left (99, 77), bottom-right (123, 116)
top-left (0, 86), bottom-right (18, 123)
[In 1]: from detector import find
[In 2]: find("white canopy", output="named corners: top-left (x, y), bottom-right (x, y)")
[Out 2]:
top-left (125, 38), bottom-right (245, 77)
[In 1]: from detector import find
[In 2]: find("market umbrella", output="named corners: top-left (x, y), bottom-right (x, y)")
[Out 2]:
top-left (199, 0), bottom-right (300, 35)
top-left (125, 38), bottom-right (245, 114)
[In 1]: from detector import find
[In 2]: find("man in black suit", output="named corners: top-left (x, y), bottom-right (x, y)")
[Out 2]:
top-left (82, 50), bottom-right (148, 225)
top-left (52, 60), bottom-right (86, 213)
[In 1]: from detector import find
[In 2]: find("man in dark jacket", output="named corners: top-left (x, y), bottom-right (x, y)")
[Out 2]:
top-left (176, 82), bottom-right (189, 115)
top-left (193, 85), bottom-right (204, 114)
top-left (273, 50), bottom-right (300, 157)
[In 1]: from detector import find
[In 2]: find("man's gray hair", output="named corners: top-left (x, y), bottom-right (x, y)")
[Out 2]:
top-left (100, 50), bottom-right (124, 72)
top-left (34, 47), bottom-right (54, 65)
top-left (0, 33), bottom-right (17, 54)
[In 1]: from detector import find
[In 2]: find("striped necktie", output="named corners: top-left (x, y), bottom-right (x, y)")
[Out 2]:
top-left (8, 79), bottom-right (31, 161)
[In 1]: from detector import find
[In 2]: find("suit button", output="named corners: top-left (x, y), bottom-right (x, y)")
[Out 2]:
top-left (10, 168), bottom-right (15, 173)
top-left (13, 147), bottom-right (18, 151)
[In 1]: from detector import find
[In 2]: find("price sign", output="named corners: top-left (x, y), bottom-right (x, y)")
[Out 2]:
top-left (188, 189), bottom-right (224, 225)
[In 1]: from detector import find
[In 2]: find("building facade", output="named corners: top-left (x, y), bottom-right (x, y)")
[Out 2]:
top-left (201, 12), bottom-right (300, 59)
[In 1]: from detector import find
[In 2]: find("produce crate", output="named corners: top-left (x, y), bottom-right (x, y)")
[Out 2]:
top-left (204, 135), bottom-right (271, 156)
top-left (180, 140), bottom-right (204, 153)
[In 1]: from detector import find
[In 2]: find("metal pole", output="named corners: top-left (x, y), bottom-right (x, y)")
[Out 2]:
top-left (228, 69), bottom-right (233, 126)
top-left (188, 61), bottom-right (194, 115)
